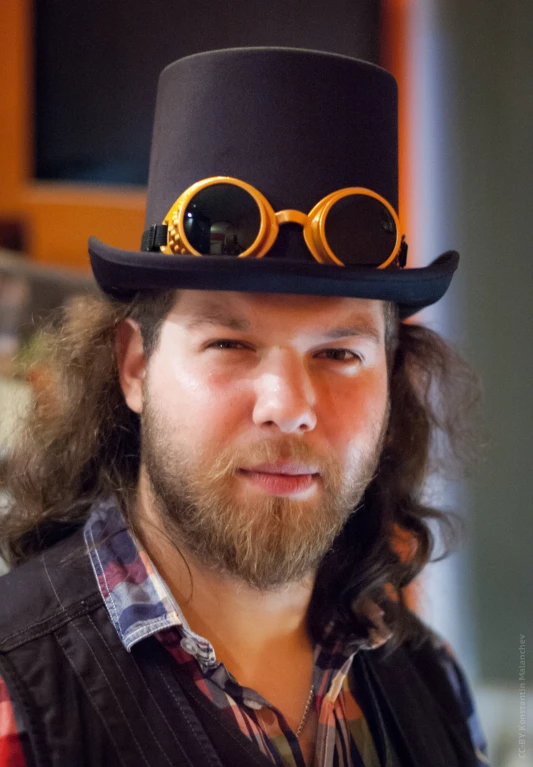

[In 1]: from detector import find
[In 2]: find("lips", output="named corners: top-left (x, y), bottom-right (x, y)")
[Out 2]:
top-left (237, 465), bottom-right (319, 496)
top-left (239, 462), bottom-right (319, 476)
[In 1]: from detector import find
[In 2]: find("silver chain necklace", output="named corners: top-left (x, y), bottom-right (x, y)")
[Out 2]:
top-left (295, 684), bottom-right (315, 739)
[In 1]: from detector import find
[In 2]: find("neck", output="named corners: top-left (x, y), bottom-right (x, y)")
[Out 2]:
top-left (132, 469), bottom-right (315, 681)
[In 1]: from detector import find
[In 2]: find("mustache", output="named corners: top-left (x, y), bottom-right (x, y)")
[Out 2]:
top-left (208, 437), bottom-right (345, 491)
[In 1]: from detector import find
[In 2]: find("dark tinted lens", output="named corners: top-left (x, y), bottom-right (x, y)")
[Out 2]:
top-left (183, 184), bottom-right (261, 256)
top-left (324, 195), bottom-right (397, 265)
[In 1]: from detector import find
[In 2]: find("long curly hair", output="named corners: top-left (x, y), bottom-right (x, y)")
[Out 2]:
top-left (0, 289), bottom-right (482, 649)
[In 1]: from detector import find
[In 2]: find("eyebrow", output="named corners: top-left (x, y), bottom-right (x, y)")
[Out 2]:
top-left (185, 308), bottom-right (382, 344)
top-left (185, 311), bottom-right (250, 333)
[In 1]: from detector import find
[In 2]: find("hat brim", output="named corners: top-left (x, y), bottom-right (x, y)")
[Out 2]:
top-left (88, 236), bottom-right (459, 320)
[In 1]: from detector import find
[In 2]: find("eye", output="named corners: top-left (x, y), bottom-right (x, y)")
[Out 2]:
top-left (206, 339), bottom-right (249, 350)
top-left (315, 349), bottom-right (362, 362)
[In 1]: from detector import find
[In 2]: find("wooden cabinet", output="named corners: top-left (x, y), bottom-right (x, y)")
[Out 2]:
top-left (0, 0), bottom-right (146, 271)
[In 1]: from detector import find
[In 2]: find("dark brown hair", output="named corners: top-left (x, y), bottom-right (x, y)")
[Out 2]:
top-left (0, 290), bottom-right (482, 649)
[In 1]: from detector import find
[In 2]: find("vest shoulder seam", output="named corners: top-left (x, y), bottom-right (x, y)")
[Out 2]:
top-left (0, 590), bottom-right (103, 652)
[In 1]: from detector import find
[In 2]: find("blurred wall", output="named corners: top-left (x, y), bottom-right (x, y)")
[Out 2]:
top-left (33, 0), bottom-right (380, 186)
top-left (402, 0), bottom-right (532, 688)
top-left (440, 0), bottom-right (533, 685)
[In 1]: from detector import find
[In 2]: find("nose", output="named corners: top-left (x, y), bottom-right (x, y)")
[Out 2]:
top-left (252, 350), bottom-right (317, 434)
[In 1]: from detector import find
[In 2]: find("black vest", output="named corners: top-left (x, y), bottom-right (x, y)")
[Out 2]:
top-left (0, 528), bottom-right (479, 767)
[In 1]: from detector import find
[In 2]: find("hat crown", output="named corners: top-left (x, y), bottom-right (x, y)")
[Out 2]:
top-left (145, 47), bottom-right (399, 235)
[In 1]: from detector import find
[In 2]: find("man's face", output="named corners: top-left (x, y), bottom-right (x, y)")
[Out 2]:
top-left (137, 290), bottom-right (390, 590)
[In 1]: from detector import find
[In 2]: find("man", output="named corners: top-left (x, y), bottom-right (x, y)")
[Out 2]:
top-left (0, 48), bottom-right (489, 766)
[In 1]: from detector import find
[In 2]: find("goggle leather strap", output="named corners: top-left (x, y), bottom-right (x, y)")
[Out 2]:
top-left (140, 222), bottom-right (408, 268)
top-left (141, 224), bottom-right (169, 252)
top-left (398, 238), bottom-right (408, 268)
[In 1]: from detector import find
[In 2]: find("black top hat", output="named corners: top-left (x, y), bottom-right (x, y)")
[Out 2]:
top-left (88, 47), bottom-right (458, 319)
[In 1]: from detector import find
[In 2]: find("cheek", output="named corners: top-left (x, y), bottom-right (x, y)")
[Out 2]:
top-left (319, 370), bottom-right (388, 453)
top-left (151, 359), bottom-right (249, 443)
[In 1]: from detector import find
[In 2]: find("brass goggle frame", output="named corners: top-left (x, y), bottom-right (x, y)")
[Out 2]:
top-left (159, 176), bottom-right (403, 268)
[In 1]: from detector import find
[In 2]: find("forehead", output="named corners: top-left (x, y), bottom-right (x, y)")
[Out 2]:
top-left (167, 290), bottom-right (386, 339)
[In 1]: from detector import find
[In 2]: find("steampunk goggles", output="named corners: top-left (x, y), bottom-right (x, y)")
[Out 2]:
top-left (141, 176), bottom-right (407, 268)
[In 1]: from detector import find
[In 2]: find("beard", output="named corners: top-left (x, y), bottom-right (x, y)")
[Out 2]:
top-left (140, 394), bottom-right (388, 591)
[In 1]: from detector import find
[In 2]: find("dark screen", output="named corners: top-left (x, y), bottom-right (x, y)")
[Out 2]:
top-left (34, 0), bottom-right (380, 185)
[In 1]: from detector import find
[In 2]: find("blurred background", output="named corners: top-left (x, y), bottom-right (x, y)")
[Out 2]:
top-left (0, 1), bottom-right (531, 763)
